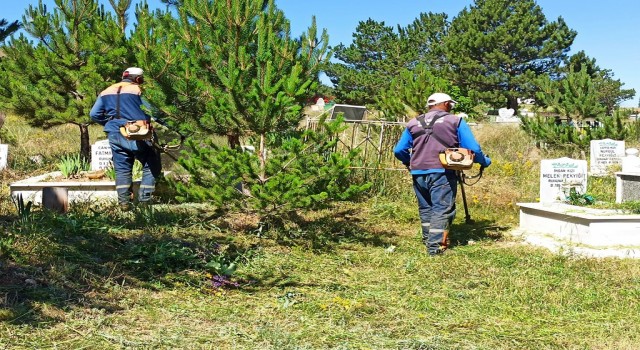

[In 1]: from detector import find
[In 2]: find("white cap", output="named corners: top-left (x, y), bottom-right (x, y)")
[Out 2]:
top-left (427, 92), bottom-right (457, 106)
top-left (123, 67), bottom-right (143, 76)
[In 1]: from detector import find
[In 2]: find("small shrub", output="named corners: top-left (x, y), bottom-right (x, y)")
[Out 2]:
top-left (57, 154), bottom-right (89, 178)
top-left (564, 187), bottom-right (595, 206)
top-left (103, 160), bottom-right (143, 180)
top-left (124, 240), bottom-right (201, 275)
top-left (11, 194), bottom-right (33, 224)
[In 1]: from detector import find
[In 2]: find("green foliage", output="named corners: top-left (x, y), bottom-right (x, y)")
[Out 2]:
top-left (564, 187), bottom-right (594, 206)
top-left (11, 194), bottom-right (33, 225)
top-left (562, 51), bottom-right (635, 115)
top-left (444, 0), bottom-right (576, 110)
top-left (0, 18), bottom-right (20, 42)
top-left (124, 240), bottom-right (201, 276)
top-left (132, 0), bottom-right (330, 145)
top-left (0, 126), bottom-right (17, 145)
top-left (57, 153), bottom-right (90, 178)
top-left (536, 68), bottom-right (606, 120)
top-left (618, 201), bottom-right (640, 214)
top-left (521, 112), bottom-right (630, 150)
top-left (0, 0), bottom-right (134, 159)
top-left (173, 117), bottom-right (371, 226)
top-left (375, 63), bottom-right (471, 120)
top-left (204, 254), bottom-right (237, 277)
top-left (327, 13), bottom-right (448, 106)
top-left (104, 159), bottom-right (142, 181)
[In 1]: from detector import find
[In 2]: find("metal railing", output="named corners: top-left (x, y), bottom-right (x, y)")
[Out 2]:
top-left (305, 117), bottom-right (407, 170)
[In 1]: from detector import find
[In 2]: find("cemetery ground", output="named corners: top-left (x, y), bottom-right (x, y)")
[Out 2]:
top-left (1, 116), bottom-right (640, 349)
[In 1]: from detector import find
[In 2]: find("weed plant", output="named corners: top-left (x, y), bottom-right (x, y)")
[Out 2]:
top-left (56, 153), bottom-right (90, 178)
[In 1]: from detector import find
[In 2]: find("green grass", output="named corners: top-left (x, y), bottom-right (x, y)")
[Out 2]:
top-left (2, 118), bottom-right (640, 349)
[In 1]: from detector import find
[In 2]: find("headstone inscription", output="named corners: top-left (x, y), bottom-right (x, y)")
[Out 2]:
top-left (91, 140), bottom-right (112, 171)
top-left (0, 144), bottom-right (7, 170)
top-left (590, 139), bottom-right (625, 175)
top-left (540, 157), bottom-right (588, 203)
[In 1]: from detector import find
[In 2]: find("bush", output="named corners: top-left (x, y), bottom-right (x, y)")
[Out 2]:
top-left (57, 153), bottom-right (90, 178)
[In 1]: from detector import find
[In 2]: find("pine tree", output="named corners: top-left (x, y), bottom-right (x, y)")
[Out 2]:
top-left (132, 0), bottom-right (368, 225)
top-left (0, 0), bottom-right (133, 161)
top-left (375, 63), bottom-right (467, 121)
top-left (536, 68), bottom-right (606, 121)
top-left (564, 51), bottom-right (635, 114)
top-left (445, 0), bottom-right (576, 111)
top-left (0, 19), bottom-right (21, 42)
top-left (326, 13), bottom-right (448, 106)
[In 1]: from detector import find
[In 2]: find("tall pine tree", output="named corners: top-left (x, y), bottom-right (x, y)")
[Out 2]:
top-left (326, 13), bottom-right (448, 106)
top-left (444, 0), bottom-right (576, 111)
top-left (0, 0), bottom-right (133, 160)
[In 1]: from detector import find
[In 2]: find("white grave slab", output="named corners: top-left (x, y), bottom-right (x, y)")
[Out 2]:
top-left (0, 144), bottom-right (7, 170)
top-left (91, 140), bottom-right (113, 171)
top-left (540, 157), bottom-right (588, 203)
top-left (590, 139), bottom-right (625, 175)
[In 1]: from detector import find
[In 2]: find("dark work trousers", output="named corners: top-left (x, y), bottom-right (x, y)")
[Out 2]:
top-left (412, 171), bottom-right (458, 255)
top-left (107, 131), bottom-right (162, 204)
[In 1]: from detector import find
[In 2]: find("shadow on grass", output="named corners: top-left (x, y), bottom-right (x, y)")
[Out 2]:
top-left (0, 204), bottom-right (250, 326)
top-left (449, 218), bottom-right (510, 249)
top-left (0, 202), bottom-right (394, 326)
top-left (271, 207), bottom-right (399, 252)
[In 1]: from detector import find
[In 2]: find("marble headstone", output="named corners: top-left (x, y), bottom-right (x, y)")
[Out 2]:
top-left (0, 144), bottom-right (7, 170)
top-left (540, 157), bottom-right (588, 203)
top-left (590, 139), bottom-right (625, 175)
top-left (91, 140), bottom-right (113, 171)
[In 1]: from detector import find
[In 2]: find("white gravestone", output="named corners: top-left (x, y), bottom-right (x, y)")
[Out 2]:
top-left (496, 108), bottom-right (520, 123)
top-left (540, 157), bottom-right (588, 203)
top-left (622, 148), bottom-right (640, 173)
top-left (590, 139), bottom-right (625, 175)
top-left (91, 140), bottom-right (113, 171)
top-left (0, 144), bottom-right (7, 170)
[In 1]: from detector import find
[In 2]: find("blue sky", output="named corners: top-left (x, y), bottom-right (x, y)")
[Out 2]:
top-left (5, 0), bottom-right (640, 107)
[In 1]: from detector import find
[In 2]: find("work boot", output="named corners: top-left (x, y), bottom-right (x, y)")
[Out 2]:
top-left (119, 202), bottom-right (134, 211)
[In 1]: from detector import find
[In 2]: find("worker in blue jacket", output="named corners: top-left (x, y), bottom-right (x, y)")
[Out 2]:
top-left (90, 67), bottom-right (161, 210)
top-left (394, 92), bottom-right (491, 255)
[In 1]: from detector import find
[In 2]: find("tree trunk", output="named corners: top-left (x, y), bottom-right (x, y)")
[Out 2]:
top-left (507, 95), bottom-right (519, 113)
top-left (79, 123), bottom-right (91, 162)
top-left (227, 133), bottom-right (240, 149)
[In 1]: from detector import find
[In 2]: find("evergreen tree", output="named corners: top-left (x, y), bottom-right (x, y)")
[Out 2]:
top-left (134, 0), bottom-right (328, 148)
top-left (133, 0), bottom-right (368, 225)
top-left (536, 68), bottom-right (605, 121)
top-left (375, 63), bottom-right (468, 121)
top-left (0, 19), bottom-right (21, 42)
top-left (0, 0), bottom-right (133, 160)
top-left (444, 0), bottom-right (576, 111)
top-left (564, 51), bottom-right (634, 114)
top-left (326, 13), bottom-right (448, 106)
